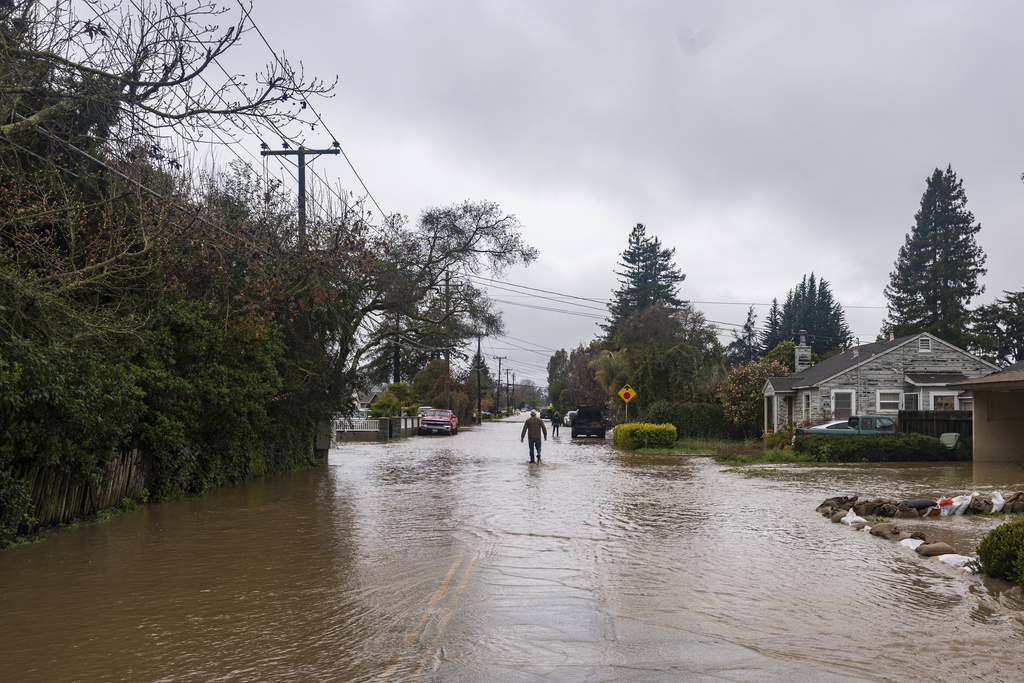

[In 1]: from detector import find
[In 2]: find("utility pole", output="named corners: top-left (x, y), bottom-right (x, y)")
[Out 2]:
top-left (260, 143), bottom-right (340, 248)
top-left (444, 270), bottom-right (451, 410)
top-left (494, 356), bottom-right (506, 416)
top-left (506, 368), bottom-right (511, 414)
top-left (476, 334), bottom-right (482, 423)
top-left (512, 371), bottom-right (516, 413)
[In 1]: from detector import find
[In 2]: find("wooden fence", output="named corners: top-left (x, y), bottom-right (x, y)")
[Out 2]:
top-left (898, 410), bottom-right (973, 440)
top-left (9, 450), bottom-right (147, 528)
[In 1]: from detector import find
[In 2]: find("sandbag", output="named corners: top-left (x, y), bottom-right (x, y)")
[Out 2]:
top-left (894, 505), bottom-right (920, 519)
top-left (841, 508), bottom-right (867, 526)
top-left (937, 554), bottom-right (975, 569)
top-left (831, 510), bottom-right (847, 524)
top-left (899, 538), bottom-right (925, 549)
top-left (899, 498), bottom-right (937, 510)
top-left (916, 542), bottom-right (956, 557)
top-left (968, 496), bottom-right (993, 515)
top-left (870, 523), bottom-right (911, 541)
top-left (1003, 492), bottom-right (1024, 513)
top-left (992, 491), bottom-right (1005, 513)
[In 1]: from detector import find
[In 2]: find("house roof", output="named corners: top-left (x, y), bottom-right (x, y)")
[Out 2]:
top-left (950, 363), bottom-right (1024, 391)
top-left (905, 372), bottom-right (968, 386)
top-left (765, 332), bottom-right (1000, 393)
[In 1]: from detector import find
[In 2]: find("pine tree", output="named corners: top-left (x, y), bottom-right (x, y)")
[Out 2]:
top-left (762, 276), bottom-right (850, 359)
top-left (761, 298), bottom-right (786, 352)
top-left (603, 223), bottom-right (685, 337)
top-left (972, 291), bottom-right (1024, 365)
top-left (884, 165), bottom-right (986, 349)
top-left (725, 306), bottom-right (761, 367)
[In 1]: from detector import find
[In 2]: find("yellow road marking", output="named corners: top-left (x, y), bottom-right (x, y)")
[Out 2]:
top-left (378, 558), bottom-right (463, 680)
top-left (413, 552), bottom-right (479, 676)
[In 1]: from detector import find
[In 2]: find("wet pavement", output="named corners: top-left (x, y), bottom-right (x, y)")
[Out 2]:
top-left (3, 418), bottom-right (1024, 681)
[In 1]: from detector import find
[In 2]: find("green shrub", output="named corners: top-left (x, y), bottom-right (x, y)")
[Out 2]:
top-left (761, 430), bottom-right (789, 450)
top-left (613, 422), bottom-right (678, 450)
top-left (643, 400), bottom-right (732, 439)
top-left (791, 432), bottom-right (958, 462)
top-left (977, 519), bottom-right (1024, 586)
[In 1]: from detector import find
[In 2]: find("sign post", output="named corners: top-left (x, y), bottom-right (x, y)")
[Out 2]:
top-left (617, 384), bottom-right (637, 423)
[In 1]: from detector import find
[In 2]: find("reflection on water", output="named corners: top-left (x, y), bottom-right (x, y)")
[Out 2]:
top-left (3, 423), bottom-right (1024, 682)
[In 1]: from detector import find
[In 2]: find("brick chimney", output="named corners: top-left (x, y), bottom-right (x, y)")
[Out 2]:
top-left (795, 329), bottom-right (812, 372)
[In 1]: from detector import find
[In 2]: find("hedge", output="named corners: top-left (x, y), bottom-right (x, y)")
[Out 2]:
top-left (791, 432), bottom-right (965, 462)
top-left (643, 400), bottom-right (732, 439)
top-left (613, 423), bottom-right (678, 450)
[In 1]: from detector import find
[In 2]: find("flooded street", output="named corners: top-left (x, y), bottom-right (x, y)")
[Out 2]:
top-left (4, 420), bottom-right (1024, 682)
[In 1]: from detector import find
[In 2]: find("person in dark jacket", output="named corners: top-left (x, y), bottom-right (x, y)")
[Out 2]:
top-left (550, 410), bottom-right (560, 437)
top-left (520, 410), bottom-right (548, 462)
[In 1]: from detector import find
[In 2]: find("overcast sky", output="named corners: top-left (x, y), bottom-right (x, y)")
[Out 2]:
top-left (239, 1), bottom-right (1024, 388)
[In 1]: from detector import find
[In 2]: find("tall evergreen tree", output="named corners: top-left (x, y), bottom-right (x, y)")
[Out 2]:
top-left (972, 290), bottom-right (1024, 365)
top-left (603, 223), bottom-right (685, 338)
top-left (761, 276), bottom-right (850, 359)
top-left (883, 165), bottom-right (986, 349)
top-left (760, 298), bottom-right (786, 352)
top-left (725, 306), bottom-right (762, 367)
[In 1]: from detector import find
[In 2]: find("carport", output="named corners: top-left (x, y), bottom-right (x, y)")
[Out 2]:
top-left (950, 363), bottom-right (1024, 462)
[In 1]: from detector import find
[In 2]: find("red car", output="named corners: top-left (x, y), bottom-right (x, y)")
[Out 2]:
top-left (419, 409), bottom-right (458, 435)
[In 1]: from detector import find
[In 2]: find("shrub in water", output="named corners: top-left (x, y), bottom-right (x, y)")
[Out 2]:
top-left (977, 519), bottom-right (1024, 586)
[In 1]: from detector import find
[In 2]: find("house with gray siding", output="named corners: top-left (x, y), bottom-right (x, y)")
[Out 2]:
top-left (762, 331), bottom-right (1000, 433)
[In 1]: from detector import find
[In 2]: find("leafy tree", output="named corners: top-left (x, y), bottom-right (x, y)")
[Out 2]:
top-left (884, 165), bottom-right (987, 349)
top-left (763, 341), bottom-right (796, 374)
top-left (608, 303), bottom-right (723, 411)
top-left (725, 305), bottom-right (762, 367)
top-left (603, 222), bottom-right (685, 338)
top-left (559, 342), bottom-right (606, 410)
top-left (721, 359), bottom-right (792, 438)
top-left (973, 291), bottom-right (1024, 365)
top-left (546, 348), bottom-right (570, 411)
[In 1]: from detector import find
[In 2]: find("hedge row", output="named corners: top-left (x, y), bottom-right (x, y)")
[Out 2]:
top-left (643, 400), bottom-right (732, 439)
top-left (613, 423), bottom-right (678, 450)
top-left (792, 432), bottom-right (966, 462)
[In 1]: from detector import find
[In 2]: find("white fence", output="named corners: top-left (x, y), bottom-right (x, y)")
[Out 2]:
top-left (334, 418), bottom-right (380, 432)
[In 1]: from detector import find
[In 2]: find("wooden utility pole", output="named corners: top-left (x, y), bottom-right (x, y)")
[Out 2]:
top-left (495, 356), bottom-right (506, 416)
top-left (260, 143), bottom-right (340, 248)
top-left (444, 270), bottom-right (451, 410)
top-left (476, 335), bottom-right (482, 422)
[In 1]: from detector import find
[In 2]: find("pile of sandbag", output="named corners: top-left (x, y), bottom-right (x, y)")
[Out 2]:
top-left (820, 504), bottom-right (978, 570)
top-left (817, 491), bottom-right (1024, 521)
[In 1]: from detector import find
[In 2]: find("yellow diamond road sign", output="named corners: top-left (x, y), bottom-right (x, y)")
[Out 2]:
top-left (618, 385), bottom-right (637, 403)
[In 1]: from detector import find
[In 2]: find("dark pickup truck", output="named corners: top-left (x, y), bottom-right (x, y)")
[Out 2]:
top-left (571, 405), bottom-right (607, 439)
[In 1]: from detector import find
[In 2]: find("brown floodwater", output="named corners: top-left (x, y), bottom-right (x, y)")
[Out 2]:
top-left (3, 420), bottom-right (1024, 682)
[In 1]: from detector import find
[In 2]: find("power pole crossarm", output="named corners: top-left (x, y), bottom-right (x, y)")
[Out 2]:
top-left (260, 144), bottom-right (340, 247)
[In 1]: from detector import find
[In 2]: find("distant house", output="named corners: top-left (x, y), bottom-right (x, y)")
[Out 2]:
top-left (948, 362), bottom-right (1024, 462)
top-left (763, 331), bottom-right (1000, 433)
top-left (357, 384), bottom-right (386, 411)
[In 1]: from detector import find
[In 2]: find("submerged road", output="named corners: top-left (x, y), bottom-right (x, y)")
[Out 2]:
top-left (3, 418), bottom-right (1024, 681)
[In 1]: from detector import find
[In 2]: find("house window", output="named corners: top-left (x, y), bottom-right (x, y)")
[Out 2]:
top-left (832, 390), bottom-right (855, 419)
top-left (958, 397), bottom-right (973, 411)
top-left (877, 391), bottom-right (901, 411)
top-left (931, 393), bottom-right (956, 410)
top-left (804, 393), bottom-right (811, 420)
top-left (919, 337), bottom-right (931, 352)
top-left (903, 393), bottom-right (920, 411)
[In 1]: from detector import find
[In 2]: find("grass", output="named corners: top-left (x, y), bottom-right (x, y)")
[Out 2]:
top-left (640, 437), bottom-right (821, 465)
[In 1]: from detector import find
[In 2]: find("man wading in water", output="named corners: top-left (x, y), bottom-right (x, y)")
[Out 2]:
top-left (521, 410), bottom-right (548, 462)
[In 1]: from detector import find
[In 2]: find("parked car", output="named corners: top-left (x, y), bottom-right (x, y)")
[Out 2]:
top-left (564, 410), bottom-right (576, 427)
top-left (419, 409), bottom-right (458, 435)
top-left (417, 406), bottom-right (433, 416)
top-left (571, 405), bottom-right (606, 438)
top-left (540, 407), bottom-right (553, 420)
top-left (792, 415), bottom-right (897, 443)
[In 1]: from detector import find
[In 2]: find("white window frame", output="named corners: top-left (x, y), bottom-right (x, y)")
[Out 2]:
top-left (876, 390), bottom-right (902, 412)
top-left (902, 392), bottom-right (921, 411)
top-left (804, 393), bottom-right (811, 420)
top-left (930, 392), bottom-right (957, 410)
top-left (831, 390), bottom-right (857, 419)
top-left (919, 337), bottom-right (932, 353)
